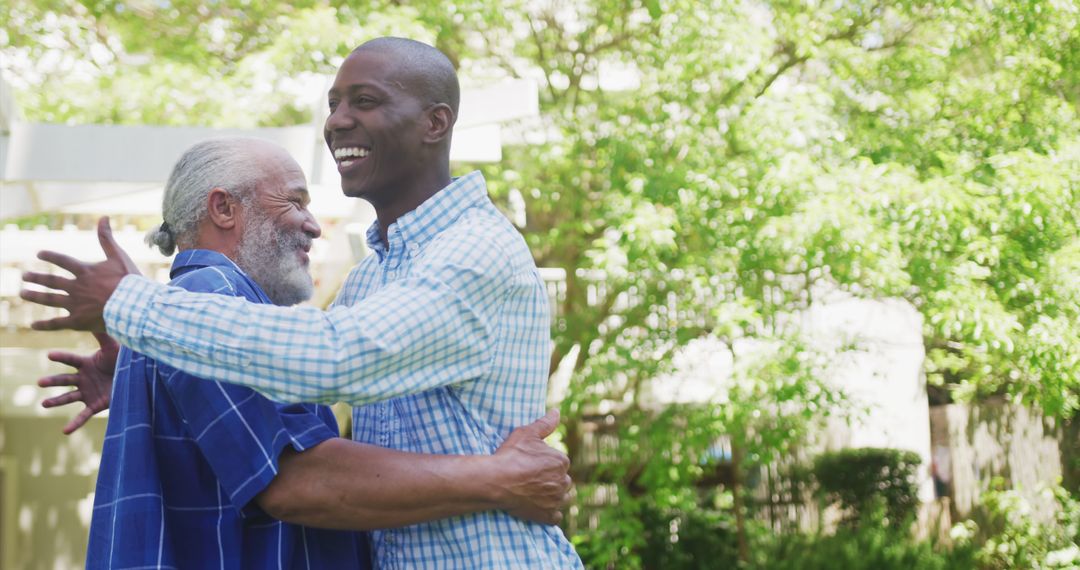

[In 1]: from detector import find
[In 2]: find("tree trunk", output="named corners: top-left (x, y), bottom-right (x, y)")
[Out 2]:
top-left (732, 442), bottom-right (750, 565)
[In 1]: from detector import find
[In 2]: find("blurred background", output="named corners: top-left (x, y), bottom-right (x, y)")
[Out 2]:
top-left (1, 1), bottom-right (1078, 568)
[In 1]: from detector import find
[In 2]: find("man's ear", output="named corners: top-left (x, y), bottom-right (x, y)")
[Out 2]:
top-left (206, 188), bottom-right (240, 230)
top-left (422, 103), bottom-right (455, 144)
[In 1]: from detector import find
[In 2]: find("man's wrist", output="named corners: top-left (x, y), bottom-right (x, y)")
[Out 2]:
top-left (468, 454), bottom-right (513, 509)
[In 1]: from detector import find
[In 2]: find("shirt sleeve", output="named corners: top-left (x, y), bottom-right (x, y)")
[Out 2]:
top-left (160, 366), bottom-right (338, 516)
top-left (154, 267), bottom-right (339, 515)
top-left (104, 228), bottom-right (514, 405)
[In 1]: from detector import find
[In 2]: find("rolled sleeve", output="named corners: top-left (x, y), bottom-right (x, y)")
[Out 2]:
top-left (160, 366), bottom-right (338, 515)
top-left (135, 266), bottom-right (340, 516)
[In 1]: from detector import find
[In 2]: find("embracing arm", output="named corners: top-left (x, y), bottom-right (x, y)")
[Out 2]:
top-left (98, 229), bottom-right (511, 405)
top-left (256, 410), bottom-right (572, 530)
top-left (21, 217), bottom-right (513, 406)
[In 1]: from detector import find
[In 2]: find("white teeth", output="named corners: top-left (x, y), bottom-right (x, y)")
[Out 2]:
top-left (334, 147), bottom-right (369, 160)
top-left (340, 160), bottom-right (354, 167)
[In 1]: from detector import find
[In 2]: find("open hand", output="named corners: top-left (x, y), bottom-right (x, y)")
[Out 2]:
top-left (21, 217), bottom-right (141, 332)
top-left (492, 409), bottom-right (573, 525)
top-left (38, 332), bottom-right (120, 434)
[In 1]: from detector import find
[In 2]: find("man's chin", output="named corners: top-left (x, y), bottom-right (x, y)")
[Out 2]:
top-left (275, 280), bottom-right (315, 307)
top-left (340, 176), bottom-right (384, 202)
top-left (339, 177), bottom-right (366, 197)
top-left (341, 186), bottom-right (368, 199)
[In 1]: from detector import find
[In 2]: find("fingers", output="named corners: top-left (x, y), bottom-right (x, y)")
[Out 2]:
top-left (42, 390), bottom-right (82, 408)
top-left (30, 316), bottom-right (79, 331)
top-left (560, 489), bottom-right (573, 509)
top-left (97, 217), bottom-right (137, 270)
top-left (38, 373), bottom-right (80, 388)
top-left (19, 288), bottom-right (70, 309)
top-left (97, 217), bottom-right (121, 260)
top-left (47, 350), bottom-right (87, 369)
top-left (92, 332), bottom-right (120, 351)
top-left (21, 271), bottom-right (76, 292)
top-left (522, 409), bottom-right (561, 439)
top-left (62, 408), bottom-right (95, 435)
top-left (515, 508), bottom-right (564, 526)
top-left (36, 250), bottom-right (85, 274)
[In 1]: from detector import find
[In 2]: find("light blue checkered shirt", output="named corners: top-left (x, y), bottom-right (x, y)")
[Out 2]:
top-left (105, 171), bottom-right (583, 569)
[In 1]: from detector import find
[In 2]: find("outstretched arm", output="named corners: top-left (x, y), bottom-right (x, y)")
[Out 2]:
top-left (37, 332), bottom-right (119, 434)
top-left (257, 410), bottom-right (572, 530)
top-left (24, 217), bottom-right (520, 406)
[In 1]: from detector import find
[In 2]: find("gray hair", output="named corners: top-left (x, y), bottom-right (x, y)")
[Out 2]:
top-left (145, 137), bottom-right (267, 255)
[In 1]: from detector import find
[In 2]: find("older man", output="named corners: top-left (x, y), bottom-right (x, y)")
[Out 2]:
top-left (45, 137), bottom-right (570, 569)
top-left (23, 38), bottom-right (584, 568)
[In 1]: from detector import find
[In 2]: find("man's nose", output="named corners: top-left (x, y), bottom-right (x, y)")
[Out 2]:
top-left (303, 215), bottom-right (322, 239)
top-left (325, 105), bottom-right (353, 132)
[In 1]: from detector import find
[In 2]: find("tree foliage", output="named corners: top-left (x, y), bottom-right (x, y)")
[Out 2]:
top-left (4, 1), bottom-right (1078, 567)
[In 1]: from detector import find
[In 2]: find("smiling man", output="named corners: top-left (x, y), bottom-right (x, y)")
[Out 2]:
top-left (23, 38), bottom-right (584, 568)
top-left (47, 137), bottom-right (572, 569)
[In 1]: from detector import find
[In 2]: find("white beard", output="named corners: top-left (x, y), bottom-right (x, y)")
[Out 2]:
top-left (235, 212), bottom-right (314, 307)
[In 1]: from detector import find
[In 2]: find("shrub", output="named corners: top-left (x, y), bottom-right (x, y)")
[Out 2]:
top-left (812, 447), bottom-right (922, 526)
top-left (573, 497), bottom-right (741, 570)
top-left (639, 501), bottom-right (740, 570)
top-left (952, 480), bottom-right (1080, 569)
top-left (753, 511), bottom-right (976, 570)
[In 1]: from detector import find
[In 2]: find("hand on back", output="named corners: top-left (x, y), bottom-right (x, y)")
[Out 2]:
top-left (492, 410), bottom-right (573, 525)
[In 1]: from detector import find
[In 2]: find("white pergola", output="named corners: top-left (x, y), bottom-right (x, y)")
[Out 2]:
top-left (0, 71), bottom-right (538, 220)
top-left (0, 70), bottom-right (541, 325)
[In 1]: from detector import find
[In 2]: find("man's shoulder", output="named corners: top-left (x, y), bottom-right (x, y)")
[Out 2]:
top-left (169, 264), bottom-right (254, 299)
top-left (430, 207), bottom-right (534, 266)
top-left (340, 256), bottom-right (379, 293)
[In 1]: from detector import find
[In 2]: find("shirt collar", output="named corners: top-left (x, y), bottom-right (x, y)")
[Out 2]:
top-left (169, 249), bottom-right (245, 280)
top-left (365, 170), bottom-right (489, 252)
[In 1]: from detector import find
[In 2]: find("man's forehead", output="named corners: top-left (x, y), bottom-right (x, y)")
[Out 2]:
top-left (251, 150), bottom-right (307, 189)
top-left (330, 49), bottom-right (409, 92)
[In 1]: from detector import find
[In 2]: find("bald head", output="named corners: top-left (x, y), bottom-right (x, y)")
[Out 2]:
top-left (353, 37), bottom-right (460, 119)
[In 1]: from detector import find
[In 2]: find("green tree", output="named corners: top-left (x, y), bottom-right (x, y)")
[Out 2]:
top-left (4, 1), bottom-right (1078, 567)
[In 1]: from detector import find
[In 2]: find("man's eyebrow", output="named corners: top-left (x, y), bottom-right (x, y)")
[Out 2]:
top-left (290, 186), bottom-right (312, 203)
top-left (328, 83), bottom-right (385, 98)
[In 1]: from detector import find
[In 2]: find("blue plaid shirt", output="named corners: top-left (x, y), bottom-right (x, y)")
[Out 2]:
top-left (104, 172), bottom-right (583, 569)
top-left (89, 249), bottom-right (367, 570)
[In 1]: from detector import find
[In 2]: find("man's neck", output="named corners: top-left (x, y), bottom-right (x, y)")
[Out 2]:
top-left (373, 172), bottom-right (452, 244)
top-left (191, 226), bottom-right (240, 261)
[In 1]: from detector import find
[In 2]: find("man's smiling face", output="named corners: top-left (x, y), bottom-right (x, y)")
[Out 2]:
top-left (324, 49), bottom-right (428, 206)
top-left (235, 144), bottom-right (321, 307)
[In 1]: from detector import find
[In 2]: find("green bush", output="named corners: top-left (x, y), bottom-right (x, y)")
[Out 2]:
top-left (813, 447), bottom-right (922, 526)
top-left (753, 511), bottom-right (976, 570)
top-left (573, 498), bottom-right (741, 570)
top-left (639, 502), bottom-right (741, 570)
top-left (951, 481), bottom-right (1080, 569)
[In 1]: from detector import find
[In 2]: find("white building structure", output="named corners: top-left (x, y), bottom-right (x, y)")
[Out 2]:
top-left (1, 71), bottom-right (538, 220)
top-left (642, 287), bottom-right (936, 502)
top-left (0, 69), bottom-right (539, 305)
